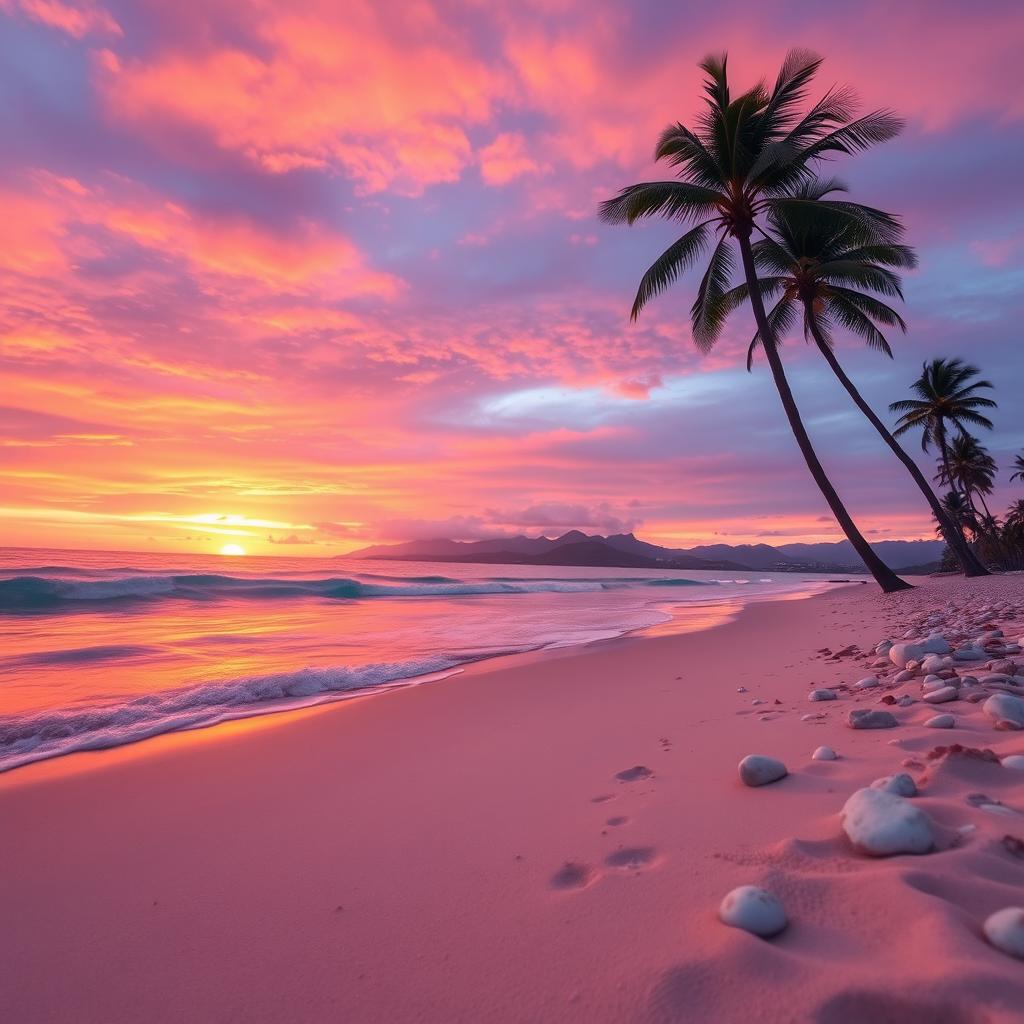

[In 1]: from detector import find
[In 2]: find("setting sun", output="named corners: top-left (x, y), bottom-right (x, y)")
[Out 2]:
top-left (219, 544), bottom-right (246, 556)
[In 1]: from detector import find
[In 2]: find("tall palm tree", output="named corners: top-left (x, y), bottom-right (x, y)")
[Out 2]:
top-left (716, 183), bottom-right (987, 577)
top-left (599, 49), bottom-right (911, 592)
top-left (889, 359), bottom-right (997, 492)
top-left (1010, 453), bottom-right (1024, 484)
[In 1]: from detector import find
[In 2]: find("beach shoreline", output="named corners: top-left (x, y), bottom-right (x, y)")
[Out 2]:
top-left (3, 577), bottom-right (1024, 1022)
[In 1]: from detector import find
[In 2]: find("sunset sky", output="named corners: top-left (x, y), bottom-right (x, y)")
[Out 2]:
top-left (1, 0), bottom-right (1022, 555)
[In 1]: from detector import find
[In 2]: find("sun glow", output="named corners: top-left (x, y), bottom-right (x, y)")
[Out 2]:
top-left (219, 543), bottom-right (246, 556)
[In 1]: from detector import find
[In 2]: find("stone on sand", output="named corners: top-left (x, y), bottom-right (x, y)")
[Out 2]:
top-left (1002, 754), bottom-right (1024, 771)
top-left (738, 755), bottom-right (788, 787)
top-left (848, 709), bottom-right (898, 729)
top-left (809, 689), bottom-right (837, 702)
top-left (925, 714), bottom-right (955, 729)
top-left (983, 907), bottom-right (1024, 960)
top-left (871, 773), bottom-right (917, 797)
top-left (923, 686), bottom-right (958, 704)
top-left (841, 787), bottom-right (935, 856)
top-left (812, 746), bottom-right (837, 761)
top-left (854, 676), bottom-right (880, 690)
top-left (719, 885), bottom-right (787, 938)
top-left (889, 643), bottom-right (924, 669)
top-left (983, 693), bottom-right (1024, 730)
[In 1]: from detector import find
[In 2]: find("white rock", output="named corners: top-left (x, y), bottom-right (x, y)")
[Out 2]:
top-left (871, 773), bottom-right (917, 797)
top-left (812, 745), bottom-right (837, 761)
top-left (848, 709), bottom-right (899, 729)
top-left (854, 676), bottom-right (880, 690)
top-left (983, 907), bottom-right (1024, 959)
top-left (894, 669), bottom-right (916, 684)
top-left (925, 714), bottom-right (955, 729)
top-left (751, 698), bottom-right (766, 706)
top-left (875, 641), bottom-right (893, 655)
top-left (1002, 755), bottom-right (1024, 770)
top-left (921, 655), bottom-right (947, 675)
top-left (809, 689), bottom-right (837, 702)
top-left (738, 755), bottom-right (788, 787)
top-left (719, 885), bottom-right (787, 938)
top-left (923, 686), bottom-right (958, 705)
top-left (922, 636), bottom-right (952, 655)
top-left (801, 713), bottom-right (823, 722)
top-left (983, 693), bottom-right (1024, 730)
top-left (889, 643), bottom-right (924, 669)
top-left (841, 787), bottom-right (935, 856)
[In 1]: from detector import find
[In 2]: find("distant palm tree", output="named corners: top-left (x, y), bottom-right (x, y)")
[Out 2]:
top-left (719, 184), bottom-right (987, 577)
top-left (1010, 453), bottom-right (1024, 483)
top-left (936, 489), bottom-right (977, 541)
top-left (938, 434), bottom-right (997, 519)
top-left (599, 50), bottom-right (911, 592)
top-left (1005, 499), bottom-right (1024, 545)
top-left (889, 358), bottom-right (997, 503)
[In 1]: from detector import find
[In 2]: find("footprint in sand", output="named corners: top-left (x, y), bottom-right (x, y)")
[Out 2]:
top-left (606, 816), bottom-right (629, 827)
top-left (615, 765), bottom-right (653, 783)
top-left (550, 862), bottom-right (596, 890)
top-left (604, 846), bottom-right (658, 871)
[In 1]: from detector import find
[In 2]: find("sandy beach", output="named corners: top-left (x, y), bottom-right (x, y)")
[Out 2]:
top-left (3, 576), bottom-right (1024, 1023)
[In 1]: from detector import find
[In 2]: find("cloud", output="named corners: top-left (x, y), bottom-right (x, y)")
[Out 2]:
top-left (3, 0), bottom-right (121, 38)
top-left (478, 133), bottom-right (542, 186)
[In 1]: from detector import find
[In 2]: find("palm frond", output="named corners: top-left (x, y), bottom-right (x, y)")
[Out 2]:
top-left (599, 182), bottom-right (722, 225)
top-left (630, 221), bottom-right (713, 320)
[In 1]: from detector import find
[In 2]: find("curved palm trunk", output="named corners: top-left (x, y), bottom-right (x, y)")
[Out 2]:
top-left (736, 235), bottom-right (911, 592)
top-left (804, 311), bottom-right (989, 578)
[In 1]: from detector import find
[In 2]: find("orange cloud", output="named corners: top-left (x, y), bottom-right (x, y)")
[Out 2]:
top-left (478, 133), bottom-right (542, 186)
top-left (2, 0), bottom-right (120, 37)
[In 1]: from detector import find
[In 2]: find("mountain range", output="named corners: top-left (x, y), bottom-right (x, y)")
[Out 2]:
top-left (344, 531), bottom-right (944, 574)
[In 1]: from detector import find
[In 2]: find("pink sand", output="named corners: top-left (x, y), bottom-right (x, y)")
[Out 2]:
top-left (2, 576), bottom-right (1023, 1022)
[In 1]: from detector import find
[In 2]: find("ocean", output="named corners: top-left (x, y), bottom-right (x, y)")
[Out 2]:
top-left (0, 547), bottom-right (845, 772)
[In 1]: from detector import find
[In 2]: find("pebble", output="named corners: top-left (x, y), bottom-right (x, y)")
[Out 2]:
top-left (848, 709), bottom-right (898, 729)
top-left (921, 655), bottom-right (947, 675)
top-left (719, 886), bottom-right (787, 938)
top-left (841, 787), bottom-right (935, 856)
top-left (871, 773), bottom-right (917, 797)
top-left (983, 907), bottom-right (1024, 959)
top-left (751, 698), bottom-right (766, 706)
top-left (923, 686), bottom-right (958, 704)
top-left (894, 669), bottom-right (916, 683)
top-left (854, 676), bottom-right (880, 690)
top-left (812, 745), bottom-right (837, 761)
top-left (922, 636), bottom-right (952, 655)
top-left (737, 687), bottom-right (748, 693)
top-left (738, 755), bottom-right (788, 787)
top-left (983, 693), bottom-right (1024, 730)
top-left (1002, 755), bottom-right (1024, 771)
top-left (925, 714), bottom-right (955, 729)
top-left (889, 643), bottom-right (924, 669)
top-left (809, 689), bottom-right (837, 702)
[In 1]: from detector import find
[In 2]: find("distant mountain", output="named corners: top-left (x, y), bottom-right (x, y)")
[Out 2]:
top-left (775, 539), bottom-right (944, 570)
top-left (344, 531), bottom-right (944, 574)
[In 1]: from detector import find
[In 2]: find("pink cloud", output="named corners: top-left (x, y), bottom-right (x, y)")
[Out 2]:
top-left (2, 0), bottom-right (120, 37)
top-left (478, 133), bottom-right (542, 186)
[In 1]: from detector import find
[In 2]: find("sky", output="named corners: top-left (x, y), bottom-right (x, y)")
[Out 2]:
top-left (1, 0), bottom-right (1023, 556)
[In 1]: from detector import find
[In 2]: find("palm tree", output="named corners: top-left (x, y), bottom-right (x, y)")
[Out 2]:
top-left (718, 183), bottom-right (988, 577)
top-left (889, 358), bottom-right (997, 492)
top-left (1010, 453), bottom-right (1024, 483)
top-left (598, 49), bottom-right (911, 592)
top-left (936, 490), bottom-right (977, 542)
top-left (1004, 499), bottom-right (1024, 554)
top-left (938, 434), bottom-right (997, 519)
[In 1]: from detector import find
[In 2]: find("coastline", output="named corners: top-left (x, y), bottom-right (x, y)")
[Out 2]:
top-left (3, 577), bottom-right (1024, 1022)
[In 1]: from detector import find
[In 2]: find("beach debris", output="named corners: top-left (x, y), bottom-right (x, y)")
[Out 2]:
top-left (923, 686), bottom-right (958, 704)
top-left (1002, 755), bottom-right (1024, 771)
top-left (738, 755), bottom-right (788, 787)
top-left (718, 885), bottom-right (787, 938)
top-left (983, 693), bottom-right (1024, 730)
top-left (808, 688), bottom-right (837, 702)
top-left (925, 714), bottom-right (955, 729)
top-left (871, 773), bottom-right (917, 797)
top-left (841, 787), bottom-right (935, 856)
top-left (848, 709), bottom-right (898, 729)
top-left (983, 907), bottom-right (1024, 960)
top-left (737, 686), bottom-right (748, 693)
top-left (812, 745), bottom-right (837, 761)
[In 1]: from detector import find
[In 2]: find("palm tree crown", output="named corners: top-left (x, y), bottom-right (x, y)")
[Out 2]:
top-left (598, 49), bottom-right (903, 340)
top-left (723, 181), bottom-right (917, 369)
top-left (938, 434), bottom-right (996, 500)
top-left (1010, 453), bottom-right (1024, 483)
top-left (889, 358), bottom-right (996, 452)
